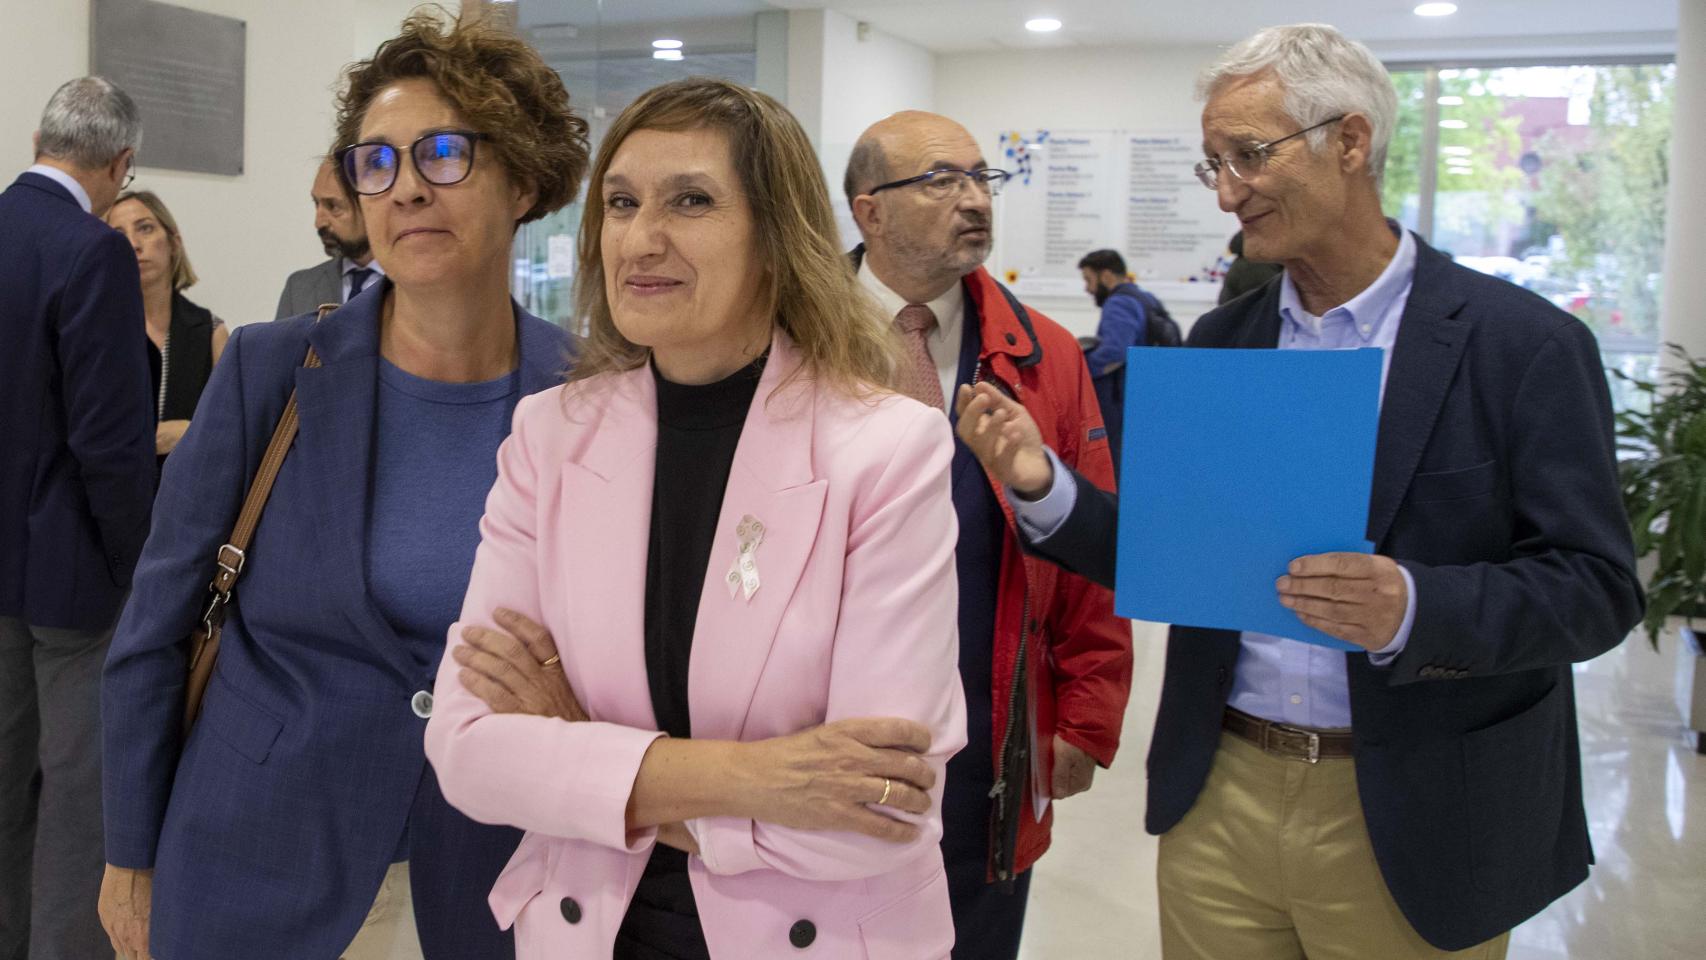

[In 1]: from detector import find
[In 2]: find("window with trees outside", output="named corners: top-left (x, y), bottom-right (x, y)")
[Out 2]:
top-left (1382, 61), bottom-right (1675, 415)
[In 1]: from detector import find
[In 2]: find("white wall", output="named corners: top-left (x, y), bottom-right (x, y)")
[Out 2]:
top-left (1661, 0), bottom-right (1706, 363)
top-left (935, 43), bottom-right (1231, 337)
top-left (782, 8), bottom-right (935, 248)
top-left (0, 0), bottom-right (444, 328)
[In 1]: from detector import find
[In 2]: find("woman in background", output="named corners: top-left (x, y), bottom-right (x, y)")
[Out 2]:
top-left (106, 190), bottom-right (227, 472)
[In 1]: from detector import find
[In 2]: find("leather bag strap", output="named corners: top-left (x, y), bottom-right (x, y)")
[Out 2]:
top-left (203, 303), bottom-right (334, 599)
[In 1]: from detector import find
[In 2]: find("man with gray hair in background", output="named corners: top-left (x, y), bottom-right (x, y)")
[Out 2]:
top-left (0, 76), bottom-right (154, 960)
top-left (955, 23), bottom-right (1642, 959)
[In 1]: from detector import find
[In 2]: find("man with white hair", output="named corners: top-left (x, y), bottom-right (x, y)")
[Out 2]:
top-left (953, 23), bottom-right (1642, 959)
top-left (0, 77), bottom-right (154, 959)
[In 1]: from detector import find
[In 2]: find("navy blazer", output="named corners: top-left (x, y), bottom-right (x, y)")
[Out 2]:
top-left (0, 172), bottom-right (154, 630)
top-left (102, 284), bottom-right (569, 960)
top-left (1028, 236), bottom-right (1643, 950)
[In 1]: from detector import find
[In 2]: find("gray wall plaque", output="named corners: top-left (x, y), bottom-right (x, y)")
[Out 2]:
top-left (91, 0), bottom-right (246, 175)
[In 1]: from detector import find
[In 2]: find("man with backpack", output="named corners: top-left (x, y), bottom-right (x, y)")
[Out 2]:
top-left (1077, 249), bottom-right (1178, 476)
top-left (1079, 248), bottom-right (1180, 377)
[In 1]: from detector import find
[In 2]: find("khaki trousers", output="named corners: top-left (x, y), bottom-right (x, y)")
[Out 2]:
top-left (341, 861), bottom-right (424, 960)
top-left (1157, 732), bottom-right (1510, 960)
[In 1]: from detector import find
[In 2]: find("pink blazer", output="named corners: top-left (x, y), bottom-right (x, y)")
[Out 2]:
top-left (425, 331), bottom-right (966, 959)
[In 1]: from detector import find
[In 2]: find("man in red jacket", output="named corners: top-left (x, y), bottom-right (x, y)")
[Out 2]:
top-left (844, 111), bottom-right (1133, 959)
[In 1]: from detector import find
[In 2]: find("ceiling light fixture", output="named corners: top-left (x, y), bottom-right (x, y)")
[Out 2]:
top-left (1025, 18), bottom-right (1062, 33)
top-left (652, 38), bottom-right (683, 49)
top-left (653, 49), bottom-right (684, 61)
top-left (1414, 3), bottom-right (1458, 16)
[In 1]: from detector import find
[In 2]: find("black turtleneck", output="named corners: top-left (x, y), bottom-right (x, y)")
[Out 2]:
top-left (615, 352), bottom-right (765, 960)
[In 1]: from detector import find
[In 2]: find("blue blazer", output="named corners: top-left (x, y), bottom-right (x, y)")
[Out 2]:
top-left (102, 284), bottom-right (569, 960)
top-left (0, 172), bottom-right (154, 630)
top-left (1026, 237), bottom-right (1643, 951)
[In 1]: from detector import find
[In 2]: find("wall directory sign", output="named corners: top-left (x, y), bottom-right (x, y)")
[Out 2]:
top-left (993, 130), bottom-right (1236, 299)
top-left (92, 0), bottom-right (246, 176)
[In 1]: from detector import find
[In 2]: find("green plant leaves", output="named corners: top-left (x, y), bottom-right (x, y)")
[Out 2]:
top-left (1618, 343), bottom-right (1706, 648)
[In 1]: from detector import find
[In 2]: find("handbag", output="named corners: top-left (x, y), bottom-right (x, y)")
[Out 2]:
top-left (181, 304), bottom-right (334, 733)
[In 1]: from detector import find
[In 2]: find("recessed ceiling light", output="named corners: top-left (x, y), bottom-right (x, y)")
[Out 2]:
top-left (1025, 18), bottom-right (1062, 33)
top-left (1414, 3), bottom-right (1458, 16)
top-left (653, 49), bottom-right (684, 61)
top-left (652, 38), bottom-right (683, 49)
top-left (1439, 119), bottom-right (1469, 129)
top-left (1437, 95), bottom-right (1464, 106)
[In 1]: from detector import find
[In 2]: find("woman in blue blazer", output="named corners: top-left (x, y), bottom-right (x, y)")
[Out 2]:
top-left (97, 14), bottom-right (589, 960)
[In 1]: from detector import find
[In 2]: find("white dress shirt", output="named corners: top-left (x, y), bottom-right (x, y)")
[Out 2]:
top-left (857, 258), bottom-right (965, 407)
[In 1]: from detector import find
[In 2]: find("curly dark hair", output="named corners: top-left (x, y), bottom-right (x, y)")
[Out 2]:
top-left (332, 9), bottom-right (588, 224)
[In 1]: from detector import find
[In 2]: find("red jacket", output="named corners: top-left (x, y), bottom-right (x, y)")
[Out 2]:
top-left (960, 266), bottom-right (1133, 880)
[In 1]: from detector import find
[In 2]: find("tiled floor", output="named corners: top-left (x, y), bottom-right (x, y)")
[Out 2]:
top-left (1018, 623), bottom-right (1706, 959)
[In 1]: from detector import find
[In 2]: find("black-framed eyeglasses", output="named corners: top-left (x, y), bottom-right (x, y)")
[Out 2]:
top-left (1194, 115), bottom-right (1346, 190)
top-left (120, 156), bottom-right (135, 190)
top-left (869, 166), bottom-right (1012, 200)
top-left (336, 130), bottom-right (495, 196)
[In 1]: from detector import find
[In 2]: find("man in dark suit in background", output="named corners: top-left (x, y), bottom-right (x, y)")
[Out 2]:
top-left (274, 157), bottom-right (382, 319)
top-left (1217, 229), bottom-right (1283, 305)
top-left (0, 76), bottom-right (154, 960)
top-left (956, 23), bottom-right (1642, 960)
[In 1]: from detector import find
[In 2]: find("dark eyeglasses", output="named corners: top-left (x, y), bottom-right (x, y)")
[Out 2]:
top-left (868, 166), bottom-right (1012, 200)
top-left (336, 130), bottom-right (494, 196)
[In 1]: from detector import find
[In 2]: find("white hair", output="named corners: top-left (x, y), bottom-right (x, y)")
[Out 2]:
top-left (36, 76), bottom-right (142, 170)
top-left (1196, 24), bottom-right (1397, 185)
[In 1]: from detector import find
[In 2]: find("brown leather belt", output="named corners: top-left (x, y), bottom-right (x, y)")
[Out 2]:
top-left (1223, 707), bottom-right (1355, 763)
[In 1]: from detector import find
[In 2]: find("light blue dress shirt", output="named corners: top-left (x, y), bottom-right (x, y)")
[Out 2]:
top-left (1014, 225), bottom-right (1421, 729)
top-left (26, 164), bottom-right (92, 213)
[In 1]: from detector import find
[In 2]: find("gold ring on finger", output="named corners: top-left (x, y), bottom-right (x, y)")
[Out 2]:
top-left (878, 777), bottom-right (892, 806)
top-left (539, 654), bottom-right (560, 668)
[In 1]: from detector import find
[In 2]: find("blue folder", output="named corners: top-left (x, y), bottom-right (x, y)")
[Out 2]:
top-left (1115, 347), bottom-right (1382, 651)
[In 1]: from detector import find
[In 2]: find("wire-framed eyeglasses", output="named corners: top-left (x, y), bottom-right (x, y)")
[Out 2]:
top-left (1193, 115), bottom-right (1346, 190)
top-left (868, 166), bottom-right (1012, 200)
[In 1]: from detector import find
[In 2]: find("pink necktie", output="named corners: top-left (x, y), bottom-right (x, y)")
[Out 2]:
top-left (893, 304), bottom-right (944, 410)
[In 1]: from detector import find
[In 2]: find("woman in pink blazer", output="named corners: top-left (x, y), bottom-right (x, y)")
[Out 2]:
top-left (424, 78), bottom-right (966, 959)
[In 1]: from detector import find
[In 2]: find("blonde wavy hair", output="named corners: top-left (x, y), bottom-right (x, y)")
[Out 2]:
top-left (569, 77), bottom-right (899, 395)
top-left (111, 190), bottom-right (196, 290)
